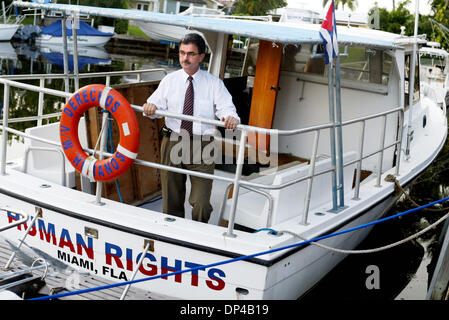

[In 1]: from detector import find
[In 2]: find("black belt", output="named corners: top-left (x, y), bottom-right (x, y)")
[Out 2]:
top-left (159, 125), bottom-right (214, 140)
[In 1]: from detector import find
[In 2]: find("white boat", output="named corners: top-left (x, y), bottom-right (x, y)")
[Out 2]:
top-left (0, 23), bottom-right (19, 41)
top-left (0, 1), bottom-right (23, 41)
top-left (134, 6), bottom-right (271, 43)
top-left (419, 42), bottom-right (449, 108)
top-left (0, 2), bottom-right (447, 300)
top-left (36, 20), bottom-right (113, 47)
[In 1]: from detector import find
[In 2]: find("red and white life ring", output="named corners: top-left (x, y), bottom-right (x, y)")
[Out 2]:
top-left (60, 84), bottom-right (140, 182)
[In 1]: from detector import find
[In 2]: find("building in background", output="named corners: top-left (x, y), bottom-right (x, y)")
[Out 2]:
top-left (129, 0), bottom-right (228, 14)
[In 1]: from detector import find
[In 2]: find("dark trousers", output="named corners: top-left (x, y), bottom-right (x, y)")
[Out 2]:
top-left (160, 134), bottom-right (215, 223)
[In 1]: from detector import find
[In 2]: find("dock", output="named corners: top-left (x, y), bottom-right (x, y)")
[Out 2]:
top-left (426, 218), bottom-right (449, 300)
top-left (0, 237), bottom-right (170, 300)
top-left (106, 34), bottom-right (174, 57)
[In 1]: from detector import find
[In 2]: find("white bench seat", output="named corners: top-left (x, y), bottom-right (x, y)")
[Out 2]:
top-left (223, 151), bottom-right (357, 229)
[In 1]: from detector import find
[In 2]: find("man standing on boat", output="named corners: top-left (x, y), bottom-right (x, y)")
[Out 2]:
top-left (143, 33), bottom-right (240, 223)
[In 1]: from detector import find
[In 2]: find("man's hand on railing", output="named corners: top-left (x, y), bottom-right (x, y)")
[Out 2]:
top-left (221, 116), bottom-right (239, 130)
top-left (142, 102), bottom-right (157, 117)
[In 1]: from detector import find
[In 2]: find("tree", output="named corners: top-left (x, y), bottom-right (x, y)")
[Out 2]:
top-left (368, 0), bottom-right (436, 47)
top-left (232, 0), bottom-right (287, 16)
top-left (322, 0), bottom-right (358, 11)
top-left (429, 0), bottom-right (449, 48)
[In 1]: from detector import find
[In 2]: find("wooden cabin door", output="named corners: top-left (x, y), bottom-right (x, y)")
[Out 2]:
top-left (248, 40), bottom-right (283, 156)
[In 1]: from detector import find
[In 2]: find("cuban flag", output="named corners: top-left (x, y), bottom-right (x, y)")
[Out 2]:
top-left (319, 0), bottom-right (339, 64)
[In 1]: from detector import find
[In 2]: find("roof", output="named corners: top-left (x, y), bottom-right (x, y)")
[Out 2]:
top-left (420, 46), bottom-right (449, 57)
top-left (214, 0), bottom-right (234, 9)
top-left (181, 0), bottom-right (207, 4)
top-left (13, 1), bottom-right (403, 49)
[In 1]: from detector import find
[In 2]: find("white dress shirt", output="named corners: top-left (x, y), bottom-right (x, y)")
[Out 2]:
top-left (146, 69), bottom-right (240, 135)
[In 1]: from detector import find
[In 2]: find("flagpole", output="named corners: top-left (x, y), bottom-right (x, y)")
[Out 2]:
top-left (335, 53), bottom-right (345, 209)
top-left (328, 60), bottom-right (339, 212)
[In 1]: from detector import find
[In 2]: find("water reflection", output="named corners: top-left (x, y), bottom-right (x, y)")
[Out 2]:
top-left (38, 44), bottom-right (111, 71)
top-left (0, 42), bottom-right (18, 76)
top-left (1, 41), bottom-right (174, 144)
top-left (11, 41), bottom-right (115, 74)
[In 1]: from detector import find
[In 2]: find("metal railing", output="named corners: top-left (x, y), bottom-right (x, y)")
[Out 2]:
top-left (0, 207), bottom-right (29, 233)
top-left (0, 68), bottom-right (168, 126)
top-left (0, 77), bottom-right (405, 238)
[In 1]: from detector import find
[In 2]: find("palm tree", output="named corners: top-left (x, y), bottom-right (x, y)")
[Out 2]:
top-left (322, 0), bottom-right (358, 11)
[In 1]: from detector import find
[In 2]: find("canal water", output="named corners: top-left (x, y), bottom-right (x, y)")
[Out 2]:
top-left (1, 38), bottom-right (448, 301)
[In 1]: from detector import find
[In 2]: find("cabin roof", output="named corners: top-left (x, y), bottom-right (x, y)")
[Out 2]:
top-left (420, 46), bottom-right (449, 57)
top-left (14, 1), bottom-right (408, 50)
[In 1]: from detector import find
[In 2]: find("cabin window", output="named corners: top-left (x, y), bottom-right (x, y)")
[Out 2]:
top-left (339, 47), bottom-right (392, 85)
top-left (281, 44), bottom-right (392, 86)
top-left (136, 2), bottom-right (151, 11)
top-left (281, 44), bottom-right (325, 74)
top-left (404, 53), bottom-right (420, 107)
top-left (420, 53), bottom-right (446, 72)
top-left (179, 4), bottom-right (191, 13)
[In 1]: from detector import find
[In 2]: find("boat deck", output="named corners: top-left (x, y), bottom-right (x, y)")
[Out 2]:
top-left (0, 237), bottom-right (171, 300)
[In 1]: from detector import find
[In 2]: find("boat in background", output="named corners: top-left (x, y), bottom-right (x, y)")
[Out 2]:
top-left (0, 2), bottom-right (24, 41)
top-left (36, 20), bottom-right (114, 47)
top-left (0, 1), bottom-right (447, 300)
top-left (0, 23), bottom-right (20, 41)
top-left (134, 7), bottom-right (224, 43)
top-left (420, 41), bottom-right (449, 108)
top-left (134, 6), bottom-right (271, 44)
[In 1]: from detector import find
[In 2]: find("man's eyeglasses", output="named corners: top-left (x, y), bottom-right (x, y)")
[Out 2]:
top-left (179, 50), bottom-right (200, 57)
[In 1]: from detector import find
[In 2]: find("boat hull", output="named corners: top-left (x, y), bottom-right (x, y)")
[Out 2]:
top-left (134, 21), bottom-right (187, 43)
top-left (35, 34), bottom-right (112, 47)
top-left (0, 183), bottom-right (400, 300)
top-left (0, 24), bottom-right (20, 41)
top-left (264, 195), bottom-right (399, 299)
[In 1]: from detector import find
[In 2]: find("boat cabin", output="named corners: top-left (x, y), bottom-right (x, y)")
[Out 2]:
top-left (6, 12), bottom-right (427, 231)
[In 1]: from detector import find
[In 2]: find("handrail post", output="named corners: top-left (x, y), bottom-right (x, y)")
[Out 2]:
top-left (301, 130), bottom-right (320, 225)
top-left (119, 241), bottom-right (150, 300)
top-left (353, 120), bottom-right (366, 200)
top-left (395, 109), bottom-right (404, 176)
top-left (224, 129), bottom-right (247, 238)
top-left (4, 208), bottom-right (42, 269)
top-left (72, 13), bottom-right (79, 91)
top-left (37, 77), bottom-right (44, 126)
top-left (375, 115), bottom-right (387, 187)
top-left (1, 84), bottom-right (9, 175)
top-left (95, 112), bottom-right (109, 205)
top-left (61, 14), bottom-right (70, 95)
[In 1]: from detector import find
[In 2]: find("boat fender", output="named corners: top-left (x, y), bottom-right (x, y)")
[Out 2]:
top-left (60, 84), bottom-right (140, 182)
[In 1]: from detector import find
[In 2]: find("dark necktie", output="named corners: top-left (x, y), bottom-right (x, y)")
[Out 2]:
top-left (180, 76), bottom-right (194, 135)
